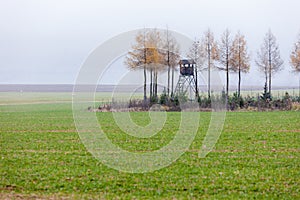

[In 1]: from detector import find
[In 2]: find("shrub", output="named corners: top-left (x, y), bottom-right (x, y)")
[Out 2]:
top-left (159, 88), bottom-right (168, 105)
top-left (228, 92), bottom-right (244, 110)
top-left (97, 90), bottom-right (296, 112)
top-left (198, 95), bottom-right (211, 108)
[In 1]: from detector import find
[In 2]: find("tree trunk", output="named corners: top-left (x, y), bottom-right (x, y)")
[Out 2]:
top-left (153, 70), bottom-right (156, 99)
top-left (268, 39), bottom-right (272, 97)
top-left (143, 66), bottom-right (147, 101)
top-left (195, 68), bottom-right (199, 100)
top-left (143, 31), bottom-right (147, 102)
top-left (167, 66), bottom-right (170, 97)
top-left (150, 68), bottom-right (153, 100)
top-left (238, 44), bottom-right (241, 97)
top-left (238, 66), bottom-right (241, 97)
top-left (166, 29), bottom-right (170, 97)
top-left (156, 71), bottom-right (158, 98)
top-left (269, 65), bottom-right (272, 97)
top-left (208, 50), bottom-right (211, 99)
top-left (299, 72), bottom-right (300, 97)
top-left (171, 68), bottom-right (174, 97)
top-left (265, 70), bottom-right (268, 95)
top-left (226, 56), bottom-right (229, 109)
top-left (154, 70), bottom-right (158, 100)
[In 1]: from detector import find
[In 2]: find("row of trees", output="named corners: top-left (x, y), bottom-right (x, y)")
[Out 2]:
top-left (125, 29), bottom-right (300, 104)
top-left (124, 29), bottom-right (179, 102)
top-left (187, 29), bottom-right (251, 105)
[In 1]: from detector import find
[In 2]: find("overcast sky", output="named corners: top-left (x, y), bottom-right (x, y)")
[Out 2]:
top-left (0, 0), bottom-right (300, 87)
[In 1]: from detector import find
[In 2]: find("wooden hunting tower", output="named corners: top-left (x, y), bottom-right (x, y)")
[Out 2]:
top-left (174, 59), bottom-right (197, 100)
top-left (179, 59), bottom-right (194, 76)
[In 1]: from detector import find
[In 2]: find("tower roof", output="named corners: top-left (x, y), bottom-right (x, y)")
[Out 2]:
top-left (179, 59), bottom-right (195, 65)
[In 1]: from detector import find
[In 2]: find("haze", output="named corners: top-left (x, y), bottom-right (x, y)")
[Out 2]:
top-left (1, 0), bottom-right (300, 87)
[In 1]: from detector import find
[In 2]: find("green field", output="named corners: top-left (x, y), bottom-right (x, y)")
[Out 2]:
top-left (0, 93), bottom-right (300, 199)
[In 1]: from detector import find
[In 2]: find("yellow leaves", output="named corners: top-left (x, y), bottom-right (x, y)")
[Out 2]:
top-left (211, 42), bottom-right (220, 60)
top-left (231, 32), bottom-right (250, 73)
top-left (199, 29), bottom-right (219, 62)
top-left (290, 40), bottom-right (300, 72)
top-left (124, 29), bottom-right (180, 73)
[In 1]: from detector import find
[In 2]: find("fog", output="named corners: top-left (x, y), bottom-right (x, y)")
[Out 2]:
top-left (0, 0), bottom-right (300, 87)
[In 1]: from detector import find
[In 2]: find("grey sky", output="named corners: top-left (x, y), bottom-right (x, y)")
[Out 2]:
top-left (0, 0), bottom-right (300, 87)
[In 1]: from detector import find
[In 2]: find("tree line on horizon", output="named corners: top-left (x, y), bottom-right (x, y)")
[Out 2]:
top-left (124, 28), bottom-right (300, 104)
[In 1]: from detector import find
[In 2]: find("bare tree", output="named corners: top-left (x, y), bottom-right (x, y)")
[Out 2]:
top-left (290, 33), bottom-right (300, 96)
top-left (187, 39), bottom-right (204, 99)
top-left (200, 29), bottom-right (219, 98)
top-left (218, 29), bottom-right (232, 105)
top-left (231, 31), bottom-right (250, 97)
top-left (163, 29), bottom-right (180, 97)
top-left (124, 29), bottom-right (148, 101)
top-left (146, 29), bottom-right (164, 101)
top-left (256, 30), bottom-right (284, 97)
top-left (125, 29), bottom-right (164, 101)
top-left (256, 42), bottom-right (269, 97)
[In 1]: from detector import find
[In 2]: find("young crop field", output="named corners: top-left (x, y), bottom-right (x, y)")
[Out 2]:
top-left (0, 93), bottom-right (299, 199)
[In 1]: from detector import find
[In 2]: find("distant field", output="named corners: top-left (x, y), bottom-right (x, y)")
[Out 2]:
top-left (0, 92), bottom-right (143, 106)
top-left (0, 93), bottom-right (299, 199)
top-left (0, 88), bottom-right (297, 106)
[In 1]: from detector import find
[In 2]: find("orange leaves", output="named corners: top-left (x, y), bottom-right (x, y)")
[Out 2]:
top-left (124, 29), bottom-right (180, 72)
top-left (231, 32), bottom-right (250, 73)
top-left (290, 36), bottom-right (300, 72)
top-left (201, 29), bottom-right (220, 62)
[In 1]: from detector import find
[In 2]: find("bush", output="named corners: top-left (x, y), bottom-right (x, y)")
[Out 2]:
top-left (173, 91), bottom-right (188, 106)
top-left (291, 96), bottom-right (300, 103)
top-left (159, 88), bottom-right (168, 105)
top-left (283, 92), bottom-right (292, 110)
top-left (244, 95), bottom-right (257, 108)
top-left (198, 95), bottom-right (211, 108)
top-left (97, 90), bottom-right (296, 112)
top-left (228, 92), bottom-right (244, 110)
top-left (261, 83), bottom-right (272, 101)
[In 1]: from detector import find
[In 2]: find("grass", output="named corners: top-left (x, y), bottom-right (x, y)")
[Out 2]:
top-left (0, 93), bottom-right (300, 199)
top-left (0, 92), bottom-right (142, 105)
